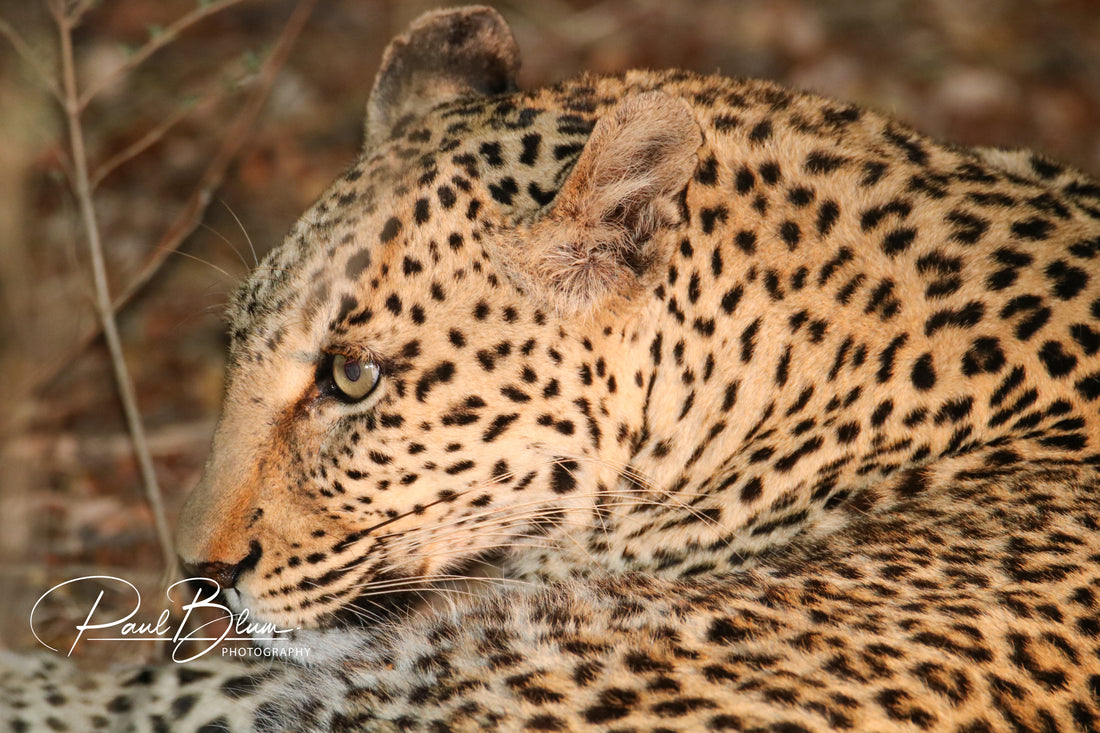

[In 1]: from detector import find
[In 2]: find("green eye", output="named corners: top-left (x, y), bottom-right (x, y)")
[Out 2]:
top-left (327, 354), bottom-right (381, 402)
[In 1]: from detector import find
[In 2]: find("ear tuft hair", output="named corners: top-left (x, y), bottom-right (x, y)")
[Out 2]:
top-left (364, 7), bottom-right (520, 147)
top-left (503, 92), bottom-right (701, 314)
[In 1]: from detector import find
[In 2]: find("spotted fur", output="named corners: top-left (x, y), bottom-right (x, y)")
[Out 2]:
top-left (5, 6), bottom-right (1100, 731)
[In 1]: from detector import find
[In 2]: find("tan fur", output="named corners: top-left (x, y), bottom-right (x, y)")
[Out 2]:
top-left (7, 8), bottom-right (1100, 732)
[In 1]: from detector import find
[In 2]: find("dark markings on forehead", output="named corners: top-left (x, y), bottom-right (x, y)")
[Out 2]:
top-left (228, 84), bottom-right (608, 350)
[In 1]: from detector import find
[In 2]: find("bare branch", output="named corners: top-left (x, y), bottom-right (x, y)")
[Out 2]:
top-left (54, 2), bottom-right (178, 575)
top-left (35, 0), bottom-right (320, 393)
top-left (66, 0), bottom-right (101, 25)
top-left (78, 0), bottom-right (251, 110)
top-left (91, 91), bottom-right (223, 189)
top-left (0, 15), bottom-right (63, 101)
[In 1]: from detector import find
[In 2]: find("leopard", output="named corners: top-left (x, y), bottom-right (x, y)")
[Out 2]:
top-left (5, 6), bottom-right (1100, 732)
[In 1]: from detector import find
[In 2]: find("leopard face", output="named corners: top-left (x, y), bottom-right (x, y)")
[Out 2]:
top-left (176, 7), bottom-right (1100, 632)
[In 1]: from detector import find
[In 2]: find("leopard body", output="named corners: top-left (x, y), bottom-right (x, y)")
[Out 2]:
top-left (4, 7), bottom-right (1100, 732)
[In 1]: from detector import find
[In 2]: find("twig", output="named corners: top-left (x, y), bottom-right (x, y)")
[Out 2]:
top-left (51, 3), bottom-right (178, 576)
top-left (77, 0), bottom-right (251, 110)
top-left (0, 15), bottom-right (63, 101)
top-left (91, 91), bottom-right (221, 189)
top-left (34, 0), bottom-right (319, 394)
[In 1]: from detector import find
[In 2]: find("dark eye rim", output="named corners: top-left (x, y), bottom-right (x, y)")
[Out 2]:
top-left (316, 352), bottom-right (382, 403)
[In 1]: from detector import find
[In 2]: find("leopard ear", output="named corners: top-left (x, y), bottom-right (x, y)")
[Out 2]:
top-left (365, 6), bottom-right (520, 147)
top-left (504, 92), bottom-right (701, 314)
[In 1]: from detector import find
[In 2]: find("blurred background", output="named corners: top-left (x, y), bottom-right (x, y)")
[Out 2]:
top-left (1, 0), bottom-right (1098, 661)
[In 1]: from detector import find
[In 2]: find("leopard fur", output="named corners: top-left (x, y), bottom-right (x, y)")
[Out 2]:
top-left (4, 6), bottom-right (1100, 732)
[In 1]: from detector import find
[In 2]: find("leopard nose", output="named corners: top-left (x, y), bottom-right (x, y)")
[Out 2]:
top-left (181, 540), bottom-right (262, 590)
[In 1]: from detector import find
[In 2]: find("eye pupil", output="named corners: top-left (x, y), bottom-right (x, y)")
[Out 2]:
top-left (343, 359), bottom-right (362, 382)
top-left (326, 353), bottom-right (379, 402)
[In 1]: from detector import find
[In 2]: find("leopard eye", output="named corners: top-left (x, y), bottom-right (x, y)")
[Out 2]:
top-left (326, 354), bottom-right (381, 402)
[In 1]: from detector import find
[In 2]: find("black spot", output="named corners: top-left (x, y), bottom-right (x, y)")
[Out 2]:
top-left (1070, 323), bottom-right (1100, 355)
top-left (1069, 236), bottom-right (1100, 260)
top-left (1001, 295), bottom-right (1052, 341)
top-left (865, 279), bottom-right (899, 317)
top-left (345, 250), bottom-right (371, 279)
top-left (882, 227), bottom-right (916, 256)
top-left (502, 386), bottom-right (530, 402)
top-left (551, 461), bottom-right (578, 494)
top-left (884, 125), bottom-right (928, 164)
top-left (1076, 372), bottom-right (1100, 401)
top-left (876, 334), bottom-right (909, 383)
top-left (788, 186), bottom-right (815, 207)
top-left (861, 199), bottom-right (912, 231)
top-left (836, 422), bottom-right (861, 443)
top-left (693, 318), bottom-right (716, 337)
top-left (775, 345), bottom-right (791, 386)
top-left (862, 160), bottom-right (888, 186)
top-left (171, 695), bottom-right (197, 718)
top-left (759, 161), bottom-right (781, 185)
top-left (935, 397), bottom-right (973, 424)
top-left (489, 177), bottom-right (519, 205)
top-left (749, 119), bottom-right (773, 143)
top-left (714, 113), bottom-right (742, 132)
top-left (740, 477), bottom-right (763, 503)
top-left (1038, 341), bottom-right (1078, 378)
top-left (379, 217), bottom-right (401, 243)
top-left (1046, 261), bottom-right (1089, 300)
top-left (695, 155), bottom-right (719, 185)
top-left (774, 436), bottom-right (824, 472)
top-left (415, 361), bottom-right (456, 401)
top-left (871, 400), bottom-right (894, 426)
top-left (721, 286), bottom-right (743, 314)
top-left (1011, 217), bottom-right (1054, 241)
top-left (711, 248), bottom-right (723, 277)
top-left (479, 141), bottom-right (504, 167)
top-left (961, 337), bottom-right (1005, 376)
top-left (911, 353), bottom-right (936, 391)
top-left (818, 247), bottom-right (853, 286)
top-left (734, 166), bottom-right (755, 193)
top-left (413, 198), bottom-right (430, 225)
top-left (583, 688), bottom-right (637, 724)
top-left (707, 617), bottom-right (749, 644)
top-left (402, 256), bottom-right (423, 275)
top-left (764, 270), bottom-right (784, 300)
top-left (836, 273), bottom-right (865, 305)
top-left (946, 209), bottom-right (990, 244)
top-left (740, 318), bottom-right (761, 363)
top-left (445, 460), bottom-right (475, 475)
top-left (553, 142), bottom-right (584, 160)
top-left (525, 714), bottom-right (566, 731)
top-left (779, 221), bottom-right (801, 249)
top-left (335, 295), bottom-right (358, 323)
top-left (924, 301), bottom-right (984, 336)
top-left (721, 381), bottom-right (739, 411)
top-left (467, 198), bottom-right (482, 219)
top-left (477, 350), bottom-right (497, 371)
top-left (805, 151), bottom-right (848, 174)
top-left (734, 230), bottom-right (757, 254)
top-left (700, 206), bottom-right (728, 235)
top-left (437, 185), bottom-right (457, 209)
top-left (528, 182), bottom-right (556, 206)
